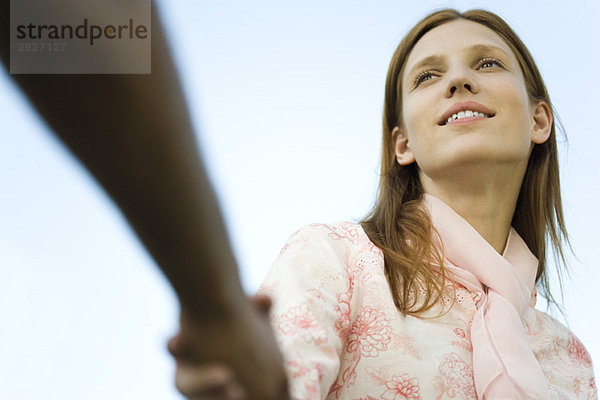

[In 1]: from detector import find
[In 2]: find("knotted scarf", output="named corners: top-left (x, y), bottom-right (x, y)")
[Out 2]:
top-left (423, 194), bottom-right (549, 399)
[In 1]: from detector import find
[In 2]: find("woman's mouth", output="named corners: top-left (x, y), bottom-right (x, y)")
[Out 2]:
top-left (438, 101), bottom-right (495, 126)
top-left (442, 110), bottom-right (494, 126)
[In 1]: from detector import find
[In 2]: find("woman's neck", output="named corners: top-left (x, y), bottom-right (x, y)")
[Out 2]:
top-left (419, 166), bottom-right (524, 254)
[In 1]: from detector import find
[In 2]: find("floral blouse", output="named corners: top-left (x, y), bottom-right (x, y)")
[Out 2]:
top-left (257, 222), bottom-right (597, 400)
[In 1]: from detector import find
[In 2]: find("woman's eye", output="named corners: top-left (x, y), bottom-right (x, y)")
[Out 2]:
top-left (415, 72), bottom-right (435, 87)
top-left (478, 58), bottom-right (504, 69)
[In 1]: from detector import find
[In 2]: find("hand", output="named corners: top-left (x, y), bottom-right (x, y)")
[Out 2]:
top-left (168, 295), bottom-right (289, 400)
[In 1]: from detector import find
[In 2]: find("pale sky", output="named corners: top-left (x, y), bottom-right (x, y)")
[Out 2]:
top-left (1, 1), bottom-right (598, 399)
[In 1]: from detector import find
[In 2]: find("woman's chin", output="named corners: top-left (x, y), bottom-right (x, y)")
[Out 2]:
top-left (420, 151), bottom-right (527, 178)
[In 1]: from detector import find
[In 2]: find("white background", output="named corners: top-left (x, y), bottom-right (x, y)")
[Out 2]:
top-left (1, 0), bottom-right (598, 399)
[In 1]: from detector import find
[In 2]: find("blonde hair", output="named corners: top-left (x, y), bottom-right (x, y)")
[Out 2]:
top-left (361, 9), bottom-right (570, 315)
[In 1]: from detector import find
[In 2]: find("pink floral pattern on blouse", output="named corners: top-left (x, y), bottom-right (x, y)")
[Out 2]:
top-left (257, 223), bottom-right (596, 399)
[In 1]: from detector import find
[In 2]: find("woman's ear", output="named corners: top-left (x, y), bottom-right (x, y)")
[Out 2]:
top-left (392, 126), bottom-right (416, 165)
top-left (531, 101), bottom-right (553, 144)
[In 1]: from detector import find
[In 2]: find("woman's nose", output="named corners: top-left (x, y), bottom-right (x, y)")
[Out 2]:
top-left (445, 68), bottom-right (479, 97)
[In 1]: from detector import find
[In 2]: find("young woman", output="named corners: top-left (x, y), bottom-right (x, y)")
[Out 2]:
top-left (173, 8), bottom-right (596, 400)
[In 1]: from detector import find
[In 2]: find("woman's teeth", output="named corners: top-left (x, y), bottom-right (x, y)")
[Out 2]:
top-left (446, 110), bottom-right (490, 124)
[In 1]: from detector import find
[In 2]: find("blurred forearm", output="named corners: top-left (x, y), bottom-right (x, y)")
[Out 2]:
top-left (0, 2), bottom-right (245, 316)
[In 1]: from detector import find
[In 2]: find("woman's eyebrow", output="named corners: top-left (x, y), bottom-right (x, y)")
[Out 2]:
top-left (467, 43), bottom-right (511, 59)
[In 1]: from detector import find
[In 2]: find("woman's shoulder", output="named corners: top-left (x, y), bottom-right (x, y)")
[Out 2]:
top-left (260, 221), bottom-right (387, 299)
top-left (527, 308), bottom-right (596, 395)
top-left (282, 221), bottom-right (382, 256)
top-left (528, 307), bottom-right (595, 369)
top-left (266, 221), bottom-right (385, 283)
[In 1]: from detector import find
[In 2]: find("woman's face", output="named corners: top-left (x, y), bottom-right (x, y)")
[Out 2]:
top-left (394, 19), bottom-right (550, 180)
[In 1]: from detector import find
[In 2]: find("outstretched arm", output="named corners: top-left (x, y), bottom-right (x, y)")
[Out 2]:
top-left (0, 2), bottom-right (238, 317)
top-left (0, 2), bottom-right (287, 399)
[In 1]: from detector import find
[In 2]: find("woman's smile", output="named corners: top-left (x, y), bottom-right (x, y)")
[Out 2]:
top-left (438, 100), bottom-right (495, 125)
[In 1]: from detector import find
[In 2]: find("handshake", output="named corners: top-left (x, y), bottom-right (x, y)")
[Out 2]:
top-left (168, 295), bottom-right (289, 400)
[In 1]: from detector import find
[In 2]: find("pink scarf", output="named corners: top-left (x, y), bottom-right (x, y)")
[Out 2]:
top-left (423, 194), bottom-right (549, 399)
